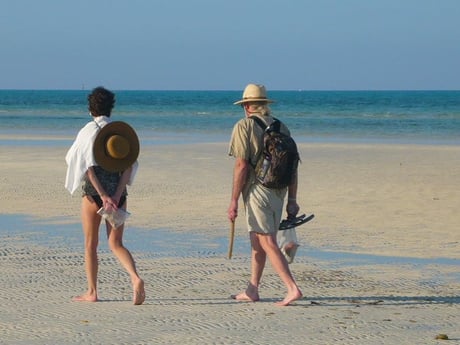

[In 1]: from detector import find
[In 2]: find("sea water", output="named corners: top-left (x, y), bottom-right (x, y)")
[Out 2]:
top-left (1, 89), bottom-right (459, 145)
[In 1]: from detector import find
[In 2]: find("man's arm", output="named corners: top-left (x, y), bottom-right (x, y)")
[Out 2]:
top-left (227, 157), bottom-right (249, 222)
top-left (286, 170), bottom-right (300, 218)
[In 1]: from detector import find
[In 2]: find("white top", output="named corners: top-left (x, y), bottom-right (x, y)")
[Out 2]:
top-left (64, 116), bottom-right (138, 195)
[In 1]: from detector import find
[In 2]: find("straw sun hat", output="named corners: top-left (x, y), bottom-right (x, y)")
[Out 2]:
top-left (93, 121), bottom-right (140, 173)
top-left (233, 84), bottom-right (274, 105)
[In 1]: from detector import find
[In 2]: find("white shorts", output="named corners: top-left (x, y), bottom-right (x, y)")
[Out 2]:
top-left (243, 183), bottom-right (286, 234)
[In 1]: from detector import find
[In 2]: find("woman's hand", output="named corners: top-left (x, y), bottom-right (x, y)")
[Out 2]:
top-left (101, 195), bottom-right (118, 211)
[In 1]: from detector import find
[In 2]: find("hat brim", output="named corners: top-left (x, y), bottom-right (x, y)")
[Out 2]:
top-left (233, 98), bottom-right (274, 105)
top-left (93, 121), bottom-right (140, 173)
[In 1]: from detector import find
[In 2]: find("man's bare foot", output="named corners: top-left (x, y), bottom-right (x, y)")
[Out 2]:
top-left (72, 293), bottom-right (97, 302)
top-left (275, 288), bottom-right (302, 306)
top-left (230, 291), bottom-right (259, 302)
top-left (133, 279), bottom-right (145, 305)
top-left (231, 283), bottom-right (259, 302)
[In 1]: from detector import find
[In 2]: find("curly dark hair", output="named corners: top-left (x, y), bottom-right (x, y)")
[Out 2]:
top-left (88, 87), bottom-right (115, 117)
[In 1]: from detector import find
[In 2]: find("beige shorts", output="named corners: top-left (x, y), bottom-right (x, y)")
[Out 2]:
top-left (243, 183), bottom-right (287, 234)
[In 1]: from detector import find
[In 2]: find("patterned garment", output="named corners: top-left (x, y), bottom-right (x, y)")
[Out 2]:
top-left (81, 166), bottom-right (127, 197)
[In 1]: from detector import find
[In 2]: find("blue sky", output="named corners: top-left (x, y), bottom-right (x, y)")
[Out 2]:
top-left (1, 0), bottom-right (459, 90)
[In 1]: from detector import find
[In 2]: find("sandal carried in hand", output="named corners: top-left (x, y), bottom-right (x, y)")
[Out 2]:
top-left (279, 214), bottom-right (314, 230)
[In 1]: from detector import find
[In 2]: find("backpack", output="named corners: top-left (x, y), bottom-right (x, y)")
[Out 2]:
top-left (251, 116), bottom-right (300, 189)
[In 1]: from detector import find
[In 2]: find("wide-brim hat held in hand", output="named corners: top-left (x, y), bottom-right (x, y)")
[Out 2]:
top-left (233, 83), bottom-right (275, 105)
top-left (93, 121), bottom-right (140, 173)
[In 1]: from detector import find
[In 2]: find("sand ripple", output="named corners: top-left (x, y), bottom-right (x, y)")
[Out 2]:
top-left (0, 241), bottom-right (458, 345)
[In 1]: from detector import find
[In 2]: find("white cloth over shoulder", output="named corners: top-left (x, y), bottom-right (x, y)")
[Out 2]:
top-left (64, 116), bottom-right (138, 195)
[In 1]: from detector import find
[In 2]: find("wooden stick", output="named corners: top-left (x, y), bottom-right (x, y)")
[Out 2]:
top-left (228, 221), bottom-right (235, 259)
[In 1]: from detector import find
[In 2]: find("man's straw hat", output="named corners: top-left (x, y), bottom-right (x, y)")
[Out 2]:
top-left (93, 121), bottom-right (140, 173)
top-left (233, 84), bottom-right (274, 105)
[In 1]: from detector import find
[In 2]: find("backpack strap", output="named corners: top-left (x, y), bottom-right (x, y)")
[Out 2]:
top-left (270, 119), bottom-right (281, 133)
top-left (250, 116), bottom-right (280, 133)
top-left (248, 116), bottom-right (269, 171)
top-left (250, 116), bottom-right (268, 131)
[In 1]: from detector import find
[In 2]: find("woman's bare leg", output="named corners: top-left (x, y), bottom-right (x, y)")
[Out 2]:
top-left (73, 196), bottom-right (100, 302)
top-left (107, 202), bottom-right (145, 305)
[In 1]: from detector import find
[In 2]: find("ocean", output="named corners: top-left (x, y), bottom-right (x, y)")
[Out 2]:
top-left (1, 89), bottom-right (459, 145)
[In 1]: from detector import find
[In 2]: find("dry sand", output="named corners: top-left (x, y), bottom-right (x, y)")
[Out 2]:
top-left (0, 139), bottom-right (459, 344)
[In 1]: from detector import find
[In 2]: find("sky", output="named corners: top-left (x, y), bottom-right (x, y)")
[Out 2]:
top-left (1, 0), bottom-right (459, 90)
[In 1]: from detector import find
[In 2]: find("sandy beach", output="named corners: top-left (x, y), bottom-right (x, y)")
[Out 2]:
top-left (0, 139), bottom-right (459, 344)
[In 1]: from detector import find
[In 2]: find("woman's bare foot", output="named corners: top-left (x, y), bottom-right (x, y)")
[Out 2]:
top-left (133, 279), bottom-right (145, 305)
top-left (275, 288), bottom-right (302, 306)
top-left (72, 292), bottom-right (97, 302)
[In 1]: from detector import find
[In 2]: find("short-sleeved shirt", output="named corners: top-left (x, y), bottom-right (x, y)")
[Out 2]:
top-left (228, 114), bottom-right (290, 234)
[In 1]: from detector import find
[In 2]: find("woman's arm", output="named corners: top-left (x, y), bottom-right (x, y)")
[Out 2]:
top-left (113, 166), bottom-right (133, 205)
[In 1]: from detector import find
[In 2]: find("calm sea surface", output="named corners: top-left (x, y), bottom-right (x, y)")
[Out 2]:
top-left (1, 90), bottom-right (459, 145)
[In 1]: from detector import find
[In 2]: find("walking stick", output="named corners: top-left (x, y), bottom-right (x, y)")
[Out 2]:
top-left (228, 220), bottom-right (235, 259)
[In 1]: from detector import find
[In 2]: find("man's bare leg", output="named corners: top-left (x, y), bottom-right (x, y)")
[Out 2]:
top-left (259, 233), bottom-right (303, 306)
top-left (231, 232), bottom-right (267, 301)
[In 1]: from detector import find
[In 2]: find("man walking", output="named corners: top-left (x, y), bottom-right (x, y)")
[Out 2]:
top-left (227, 83), bottom-right (302, 306)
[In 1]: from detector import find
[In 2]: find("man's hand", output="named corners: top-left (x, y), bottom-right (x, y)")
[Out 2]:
top-left (286, 200), bottom-right (299, 219)
top-left (228, 200), bottom-right (238, 223)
